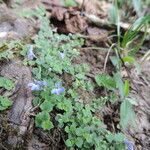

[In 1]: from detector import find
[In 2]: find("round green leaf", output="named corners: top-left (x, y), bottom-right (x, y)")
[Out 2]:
top-left (40, 100), bottom-right (54, 112)
top-left (75, 137), bottom-right (83, 148)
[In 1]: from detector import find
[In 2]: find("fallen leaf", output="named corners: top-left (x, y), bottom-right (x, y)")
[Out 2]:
top-left (75, 0), bottom-right (101, 15)
top-left (85, 27), bottom-right (109, 42)
top-left (65, 12), bottom-right (87, 33)
top-left (51, 7), bottom-right (67, 21)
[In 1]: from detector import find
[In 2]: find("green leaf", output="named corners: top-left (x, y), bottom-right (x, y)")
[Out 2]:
top-left (132, 16), bottom-right (145, 30)
top-left (124, 80), bottom-right (130, 97)
top-left (92, 117), bottom-right (101, 126)
top-left (0, 77), bottom-right (14, 90)
top-left (64, 0), bottom-right (77, 7)
top-left (75, 127), bottom-right (83, 136)
top-left (35, 111), bottom-right (50, 128)
top-left (114, 133), bottom-right (125, 142)
top-left (0, 100), bottom-right (12, 108)
top-left (108, 5), bottom-right (118, 25)
top-left (106, 132), bottom-right (124, 143)
top-left (32, 97), bottom-right (41, 107)
top-left (121, 13), bottom-right (150, 49)
top-left (120, 100), bottom-right (136, 129)
top-left (110, 56), bottom-right (121, 69)
top-left (122, 56), bottom-right (135, 64)
top-left (106, 133), bottom-right (114, 143)
top-left (83, 133), bottom-right (93, 143)
top-left (0, 96), bottom-right (13, 111)
top-left (132, 0), bottom-right (142, 17)
top-left (65, 126), bottom-right (70, 133)
top-left (41, 120), bottom-right (54, 130)
top-left (114, 72), bottom-right (124, 99)
top-left (134, 62), bottom-right (141, 74)
top-left (57, 100), bottom-right (73, 112)
top-left (40, 100), bottom-right (54, 112)
top-left (65, 139), bottom-right (74, 147)
top-left (75, 137), bottom-right (83, 148)
top-left (75, 73), bottom-right (85, 80)
top-left (69, 124), bottom-right (77, 133)
top-left (95, 74), bottom-right (116, 90)
top-left (126, 98), bottom-right (138, 106)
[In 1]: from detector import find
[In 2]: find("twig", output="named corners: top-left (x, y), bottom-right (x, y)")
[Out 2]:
top-left (84, 13), bottom-right (150, 34)
top-left (80, 47), bottom-right (109, 51)
top-left (141, 49), bottom-right (150, 63)
top-left (103, 43), bottom-right (116, 72)
top-left (81, 0), bottom-right (85, 13)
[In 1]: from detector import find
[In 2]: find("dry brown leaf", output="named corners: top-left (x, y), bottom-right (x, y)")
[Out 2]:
top-left (75, 0), bottom-right (101, 15)
top-left (86, 27), bottom-right (109, 42)
top-left (65, 12), bottom-right (87, 33)
top-left (87, 27), bottom-right (108, 36)
top-left (51, 6), bottom-right (87, 33)
top-left (51, 7), bottom-right (67, 21)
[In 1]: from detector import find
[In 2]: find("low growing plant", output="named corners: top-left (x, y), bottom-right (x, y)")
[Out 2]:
top-left (0, 77), bottom-right (14, 111)
top-left (106, 2), bottom-right (150, 131)
top-left (20, 6), bottom-right (130, 149)
top-left (0, 96), bottom-right (12, 111)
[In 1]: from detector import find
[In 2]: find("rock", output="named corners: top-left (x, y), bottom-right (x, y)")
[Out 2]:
top-left (0, 4), bottom-right (35, 40)
top-left (0, 59), bottom-right (34, 149)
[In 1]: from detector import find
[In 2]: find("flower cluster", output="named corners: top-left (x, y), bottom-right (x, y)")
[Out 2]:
top-left (26, 46), bottom-right (65, 94)
top-left (28, 80), bottom-right (65, 95)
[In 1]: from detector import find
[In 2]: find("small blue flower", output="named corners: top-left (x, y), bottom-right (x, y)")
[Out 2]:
top-left (51, 82), bottom-right (65, 95)
top-left (124, 139), bottom-right (134, 150)
top-left (28, 80), bottom-right (47, 91)
top-left (27, 45), bottom-right (36, 60)
top-left (34, 80), bottom-right (47, 86)
top-left (28, 83), bottom-right (41, 91)
top-left (51, 87), bottom-right (65, 95)
top-left (55, 82), bottom-right (62, 88)
top-left (59, 52), bottom-right (65, 59)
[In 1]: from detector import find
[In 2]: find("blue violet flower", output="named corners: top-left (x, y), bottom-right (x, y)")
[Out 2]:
top-left (28, 80), bottom-right (47, 91)
top-left (59, 52), bottom-right (65, 59)
top-left (124, 139), bottom-right (134, 150)
top-left (27, 45), bottom-right (36, 60)
top-left (34, 80), bottom-right (47, 86)
top-left (51, 82), bottom-right (65, 95)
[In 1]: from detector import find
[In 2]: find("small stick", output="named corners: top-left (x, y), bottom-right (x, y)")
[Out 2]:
top-left (103, 43), bottom-right (116, 72)
top-left (81, 0), bottom-right (85, 13)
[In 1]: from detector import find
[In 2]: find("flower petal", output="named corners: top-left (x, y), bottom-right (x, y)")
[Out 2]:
top-left (51, 87), bottom-right (65, 95)
top-left (57, 87), bottom-right (65, 94)
top-left (124, 139), bottom-right (134, 150)
top-left (34, 80), bottom-right (47, 86)
top-left (51, 88), bottom-right (59, 95)
top-left (27, 45), bottom-right (36, 60)
top-left (59, 52), bottom-right (65, 59)
top-left (28, 83), bottom-right (41, 91)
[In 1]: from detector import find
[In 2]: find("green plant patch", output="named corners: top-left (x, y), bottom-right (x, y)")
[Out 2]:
top-left (95, 74), bottom-right (116, 90)
top-left (18, 6), bottom-right (132, 149)
top-left (0, 96), bottom-right (13, 111)
top-left (0, 77), bottom-right (14, 90)
top-left (35, 111), bottom-right (54, 130)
